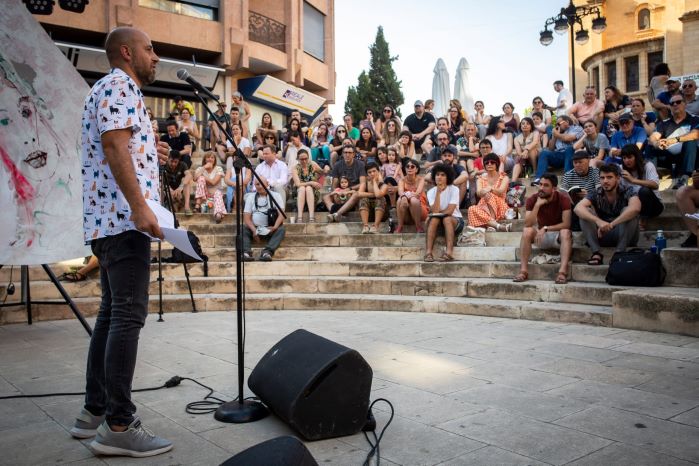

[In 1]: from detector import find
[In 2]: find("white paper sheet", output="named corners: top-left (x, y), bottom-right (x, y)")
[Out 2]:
top-left (145, 199), bottom-right (202, 261)
top-left (685, 212), bottom-right (699, 221)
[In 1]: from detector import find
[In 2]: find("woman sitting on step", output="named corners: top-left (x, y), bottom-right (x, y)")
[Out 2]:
top-left (467, 152), bottom-right (512, 232)
top-left (194, 151), bottom-right (227, 223)
top-left (292, 148), bottom-right (324, 223)
top-left (395, 160), bottom-right (427, 233)
top-left (424, 164), bottom-right (465, 262)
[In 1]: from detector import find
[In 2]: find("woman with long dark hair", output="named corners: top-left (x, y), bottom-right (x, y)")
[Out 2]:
top-left (512, 117), bottom-right (540, 182)
top-left (603, 85), bottom-right (631, 136)
top-left (648, 63), bottom-right (671, 104)
top-left (620, 144), bottom-right (663, 226)
top-left (485, 116), bottom-right (513, 173)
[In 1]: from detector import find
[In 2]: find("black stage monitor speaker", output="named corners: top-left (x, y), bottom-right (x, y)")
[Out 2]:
top-left (220, 436), bottom-right (318, 466)
top-left (248, 329), bottom-right (373, 440)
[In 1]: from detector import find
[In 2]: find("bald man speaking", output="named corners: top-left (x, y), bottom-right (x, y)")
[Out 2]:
top-left (71, 27), bottom-right (172, 457)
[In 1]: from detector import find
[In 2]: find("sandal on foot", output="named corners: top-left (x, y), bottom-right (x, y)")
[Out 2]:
top-left (439, 253), bottom-right (455, 262)
top-left (184, 209), bottom-right (193, 216)
top-left (424, 253), bottom-right (435, 262)
top-left (59, 271), bottom-right (87, 282)
top-left (555, 271), bottom-right (568, 284)
top-left (512, 271), bottom-right (528, 282)
top-left (308, 216), bottom-right (316, 223)
top-left (497, 223), bottom-right (512, 232)
top-left (587, 252), bottom-right (604, 266)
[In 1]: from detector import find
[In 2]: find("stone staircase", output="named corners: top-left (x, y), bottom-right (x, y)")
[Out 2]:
top-left (1, 180), bottom-right (697, 336)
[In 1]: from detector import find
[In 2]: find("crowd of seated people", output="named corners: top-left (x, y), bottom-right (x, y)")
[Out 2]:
top-left (151, 67), bottom-right (698, 267)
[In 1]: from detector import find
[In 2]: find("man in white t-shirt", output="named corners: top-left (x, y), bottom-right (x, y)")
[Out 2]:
top-left (550, 80), bottom-right (573, 117)
top-left (424, 164), bottom-right (465, 262)
top-left (243, 175), bottom-right (286, 261)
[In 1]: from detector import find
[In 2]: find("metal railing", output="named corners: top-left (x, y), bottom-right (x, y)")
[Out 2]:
top-left (249, 11), bottom-right (286, 52)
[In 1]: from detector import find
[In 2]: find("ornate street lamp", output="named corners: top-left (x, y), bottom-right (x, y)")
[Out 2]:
top-left (539, 0), bottom-right (607, 99)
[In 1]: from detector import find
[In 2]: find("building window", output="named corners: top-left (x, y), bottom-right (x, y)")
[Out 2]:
top-left (625, 56), bottom-right (639, 92)
top-left (303, 2), bottom-right (325, 62)
top-left (592, 66), bottom-right (600, 95)
top-left (605, 61), bottom-right (617, 88)
top-left (647, 51), bottom-right (663, 81)
top-left (138, 0), bottom-right (218, 20)
top-left (638, 8), bottom-right (651, 30)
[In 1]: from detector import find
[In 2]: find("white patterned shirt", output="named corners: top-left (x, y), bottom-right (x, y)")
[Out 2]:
top-left (81, 68), bottom-right (159, 242)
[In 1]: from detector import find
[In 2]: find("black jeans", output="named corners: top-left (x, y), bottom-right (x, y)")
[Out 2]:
top-left (84, 230), bottom-right (151, 426)
top-left (637, 186), bottom-right (664, 218)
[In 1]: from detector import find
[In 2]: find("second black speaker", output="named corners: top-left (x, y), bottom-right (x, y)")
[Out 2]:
top-left (248, 329), bottom-right (373, 440)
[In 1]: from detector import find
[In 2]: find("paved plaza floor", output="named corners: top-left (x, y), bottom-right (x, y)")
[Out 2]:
top-left (0, 310), bottom-right (698, 465)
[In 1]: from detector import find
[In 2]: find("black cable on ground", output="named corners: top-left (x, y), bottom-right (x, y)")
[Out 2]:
top-left (0, 375), bottom-right (185, 400)
top-left (363, 398), bottom-right (394, 466)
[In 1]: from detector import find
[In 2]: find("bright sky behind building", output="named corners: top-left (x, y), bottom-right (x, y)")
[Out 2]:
top-left (328, 0), bottom-right (571, 121)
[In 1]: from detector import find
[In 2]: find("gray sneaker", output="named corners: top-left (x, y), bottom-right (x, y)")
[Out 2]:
top-left (90, 418), bottom-right (173, 457)
top-left (70, 408), bottom-right (105, 439)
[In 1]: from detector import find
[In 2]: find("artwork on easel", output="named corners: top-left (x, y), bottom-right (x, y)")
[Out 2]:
top-left (0, 0), bottom-right (90, 265)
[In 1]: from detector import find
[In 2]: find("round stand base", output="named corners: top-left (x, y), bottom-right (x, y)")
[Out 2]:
top-left (215, 400), bottom-right (269, 423)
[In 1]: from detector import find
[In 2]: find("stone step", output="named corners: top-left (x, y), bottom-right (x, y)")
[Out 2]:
top-left (147, 244), bottom-right (685, 265)
top-left (174, 230), bottom-right (689, 249)
top-left (25, 275), bottom-right (638, 307)
top-left (613, 288), bottom-right (699, 337)
top-left (0, 293), bottom-right (614, 327)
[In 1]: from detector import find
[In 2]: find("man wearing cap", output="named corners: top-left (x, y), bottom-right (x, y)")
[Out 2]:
top-left (648, 95), bottom-right (699, 188)
top-left (652, 77), bottom-right (681, 120)
top-left (561, 151), bottom-right (600, 230)
top-left (208, 101), bottom-right (231, 149)
top-left (608, 113), bottom-right (647, 163)
top-left (403, 100), bottom-right (436, 153)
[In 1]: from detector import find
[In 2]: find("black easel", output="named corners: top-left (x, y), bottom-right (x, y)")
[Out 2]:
top-left (0, 264), bottom-right (92, 336)
top-left (183, 77), bottom-right (285, 424)
top-left (155, 168), bottom-right (198, 322)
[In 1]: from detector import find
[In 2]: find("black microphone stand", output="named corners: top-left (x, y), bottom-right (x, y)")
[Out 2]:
top-left (185, 84), bottom-right (284, 423)
top-left (157, 166), bottom-right (198, 322)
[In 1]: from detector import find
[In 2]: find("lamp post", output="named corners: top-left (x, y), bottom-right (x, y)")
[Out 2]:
top-left (539, 0), bottom-right (607, 100)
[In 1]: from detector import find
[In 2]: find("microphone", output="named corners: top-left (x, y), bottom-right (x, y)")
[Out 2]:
top-left (176, 69), bottom-right (219, 102)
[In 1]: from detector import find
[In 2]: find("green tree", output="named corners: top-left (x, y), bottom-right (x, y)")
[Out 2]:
top-left (344, 26), bottom-right (404, 124)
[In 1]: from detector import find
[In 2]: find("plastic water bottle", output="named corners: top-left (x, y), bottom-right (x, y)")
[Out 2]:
top-left (655, 230), bottom-right (666, 253)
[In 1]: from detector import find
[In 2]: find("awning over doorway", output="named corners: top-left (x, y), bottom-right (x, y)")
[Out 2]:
top-left (54, 41), bottom-right (224, 89)
top-left (237, 75), bottom-right (325, 120)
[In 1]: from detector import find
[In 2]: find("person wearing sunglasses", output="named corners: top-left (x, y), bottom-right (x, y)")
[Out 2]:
top-left (681, 79), bottom-right (699, 116)
top-left (375, 106), bottom-right (401, 137)
top-left (648, 96), bottom-right (699, 188)
top-left (359, 108), bottom-right (377, 136)
top-left (329, 124), bottom-right (349, 165)
top-left (396, 161), bottom-right (427, 233)
top-left (652, 76), bottom-right (681, 120)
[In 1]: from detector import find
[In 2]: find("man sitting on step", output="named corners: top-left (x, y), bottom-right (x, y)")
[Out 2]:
top-left (574, 163), bottom-right (641, 265)
top-left (560, 150), bottom-right (600, 231)
top-left (324, 142), bottom-right (366, 222)
top-left (513, 173), bottom-right (573, 285)
top-left (676, 170), bottom-right (699, 248)
top-left (242, 175), bottom-right (286, 262)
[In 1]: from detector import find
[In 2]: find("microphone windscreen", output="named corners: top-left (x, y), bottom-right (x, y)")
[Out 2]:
top-left (176, 69), bottom-right (189, 81)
